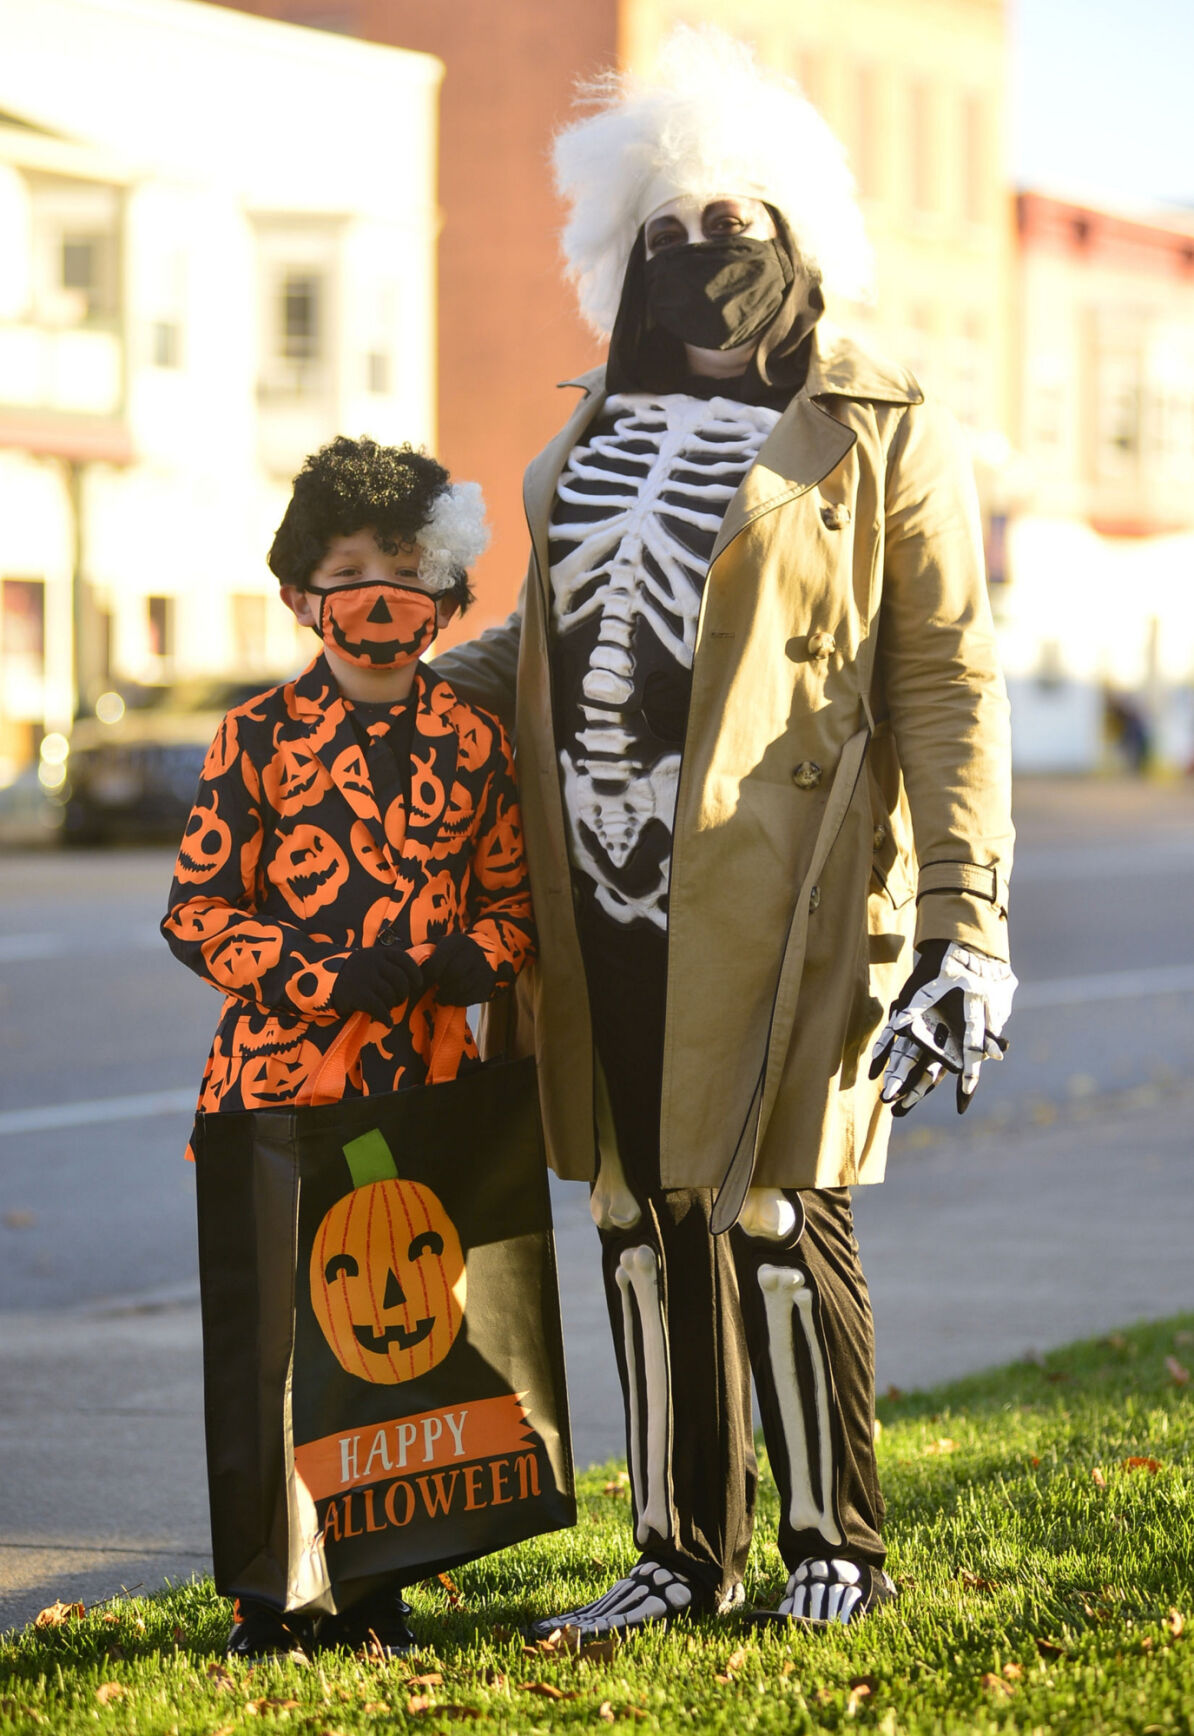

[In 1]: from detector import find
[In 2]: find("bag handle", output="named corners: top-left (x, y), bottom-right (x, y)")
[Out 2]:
top-left (302, 1000), bottom-right (469, 1106)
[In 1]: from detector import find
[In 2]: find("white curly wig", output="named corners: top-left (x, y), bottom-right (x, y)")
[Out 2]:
top-left (553, 25), bottom-right (873, 337)
top-left (415, 480), bottom-right (490, 591)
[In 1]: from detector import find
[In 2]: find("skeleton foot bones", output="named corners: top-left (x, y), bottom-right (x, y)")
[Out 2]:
top-left (763, 1558), bottom-right (897, 1625)
top-left (525, 1559), bottom-right (737, 1640)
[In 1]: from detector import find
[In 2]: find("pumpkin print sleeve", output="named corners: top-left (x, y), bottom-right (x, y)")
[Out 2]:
top-left (161, 709), bottom-right (353, 1024)
top-left (461, 717), bottom-right (536, 990)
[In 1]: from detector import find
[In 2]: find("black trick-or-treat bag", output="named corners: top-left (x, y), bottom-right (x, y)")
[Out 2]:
top-left (193, 1042), bottom-right (575, 1615)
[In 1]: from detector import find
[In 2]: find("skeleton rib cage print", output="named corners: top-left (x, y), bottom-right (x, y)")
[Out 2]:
top-left (549, 393), bottom-right (779, 930)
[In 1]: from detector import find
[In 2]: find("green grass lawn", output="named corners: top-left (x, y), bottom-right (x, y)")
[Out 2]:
top-left (2, 1315), bottom-right (1191, 1736)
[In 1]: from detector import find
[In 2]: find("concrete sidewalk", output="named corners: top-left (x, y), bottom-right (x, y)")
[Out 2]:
top-left (2, 1089), bottom-right (1191, 1635)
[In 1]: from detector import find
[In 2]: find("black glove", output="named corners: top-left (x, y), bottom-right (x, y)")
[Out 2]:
top-left (420, 931), bottom-right (497, 1006)
top-left (330, 945), bottom-right (424, 1021)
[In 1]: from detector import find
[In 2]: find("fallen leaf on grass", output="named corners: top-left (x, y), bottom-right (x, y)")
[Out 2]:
top-left (209, 1725), bottom-right (237, 1736)
top-left (960, 1570), bottom-right (998, 1591)
top-left (405, 1673), bottom-right (444, 1688)
top-left (1091, 1468), bottom-right (1108, 1487)
top-left (883, 1385), bottom-right (903, 1401)
top-left (95, 1683), bottom-right (127, 1704)
top-left (205, 1662), bottom-right (237, 1692)
top-left (1141, 1637), bottom-right (1154, 1652)
top-left (1164, 1356), bottom-right (1190, 1386)
top-left (578, 1635), bottom-right (620, 1665)
top-left (439, 1572), bottom-right (463, 1605)
top-left (360, 1703), bottom-right (389, 1714)
top-left (100, 1613), bottom-right (120, 1626)
top-left (923, 1438), bottom-right (957, 1455)
top-left (981, 1672), bottom-right (1015, 1697)
top-left (1165, 1609), bottom-right (1184, 1637)
top-left (34, 1600), bottom-right (84, 1628)
top-left (489, 1624), bottom-right (516, 1643)
top-left (1035, 1638), bottom-right (1066, 1658)
top-left (1123, 1457), bottom-right (1162, 1474)
top-left (1003, 1662), bottom-right (1023, 1680)
top-left (603, 1473), bottom-right (630, 1497)
top-left (521, 1681), bottom-right (578, 1700)
top-left (780, 1660), bottom-right (796, 1677)
top-left (599, 1705), bottom-right (616, 1724)
top-left (724, 1646), bottom-right (749, 1674)
top-left (846, 1675), bottom-right (876, 1715)
top-left (479, 1669), bottom-right (507, 1688)
top-left (407, 1695), bottom-right (434, 1715)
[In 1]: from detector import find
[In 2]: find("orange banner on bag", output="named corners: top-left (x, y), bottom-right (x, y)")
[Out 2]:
top-left (294, 1393), bottom-right (534, 1502)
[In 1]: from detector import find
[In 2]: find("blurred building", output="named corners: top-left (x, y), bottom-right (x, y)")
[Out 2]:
top-left (1004, 193), bottom-right (1194, 770)
top-left (209, 0), bottom-right (1013, 646)
top-left (0, 0), bottom-right (439, 783)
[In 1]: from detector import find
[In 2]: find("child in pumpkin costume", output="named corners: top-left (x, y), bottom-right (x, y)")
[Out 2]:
top-left (163, 437), bottom-right (535, 1659)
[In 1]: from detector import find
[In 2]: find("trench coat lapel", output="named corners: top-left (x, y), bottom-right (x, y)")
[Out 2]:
top-left (522, 369), bottom-right (608, 599)
top-left (710, 396), bottom-right (858, 563)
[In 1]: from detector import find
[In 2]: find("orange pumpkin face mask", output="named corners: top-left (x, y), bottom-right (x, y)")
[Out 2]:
top-left (317, 580), bottom-right (439, 670)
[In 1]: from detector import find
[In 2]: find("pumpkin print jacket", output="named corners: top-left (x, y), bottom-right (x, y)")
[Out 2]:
top-left (162, 655), bottom-right (535, 1117)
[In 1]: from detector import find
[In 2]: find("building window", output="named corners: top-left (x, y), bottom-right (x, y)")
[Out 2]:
top-left (1, 578), bottom-right (46, 715)
top-left (854, 64), bottom-right (880, 200)
top-left (29, 176), bottom-right (121, 327)
top-left (231, 593), bottom-right (268, 668)
top-left (147, 594), bottom-right (175, 662)
top-left (150, 320), bottom-right (181, 368)
top-left (962, 94), bottom-right (988, 225)
top-left (910, 81), bottom-right (935, 214)
top-left (280, 273), bottom-right (322, 362)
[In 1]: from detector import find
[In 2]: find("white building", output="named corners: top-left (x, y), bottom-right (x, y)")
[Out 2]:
top-left (0, 0), bottom-right (440, 782)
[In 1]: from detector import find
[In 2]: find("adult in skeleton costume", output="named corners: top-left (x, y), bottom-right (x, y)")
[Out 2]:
top-left (436, 29), bottom-right (1016, 1632)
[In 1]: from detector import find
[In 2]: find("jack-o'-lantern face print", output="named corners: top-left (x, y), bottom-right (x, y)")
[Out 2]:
top-left (263, 738), bottom-right (324, 815)
top-left (176, 794), bottom-right (233, 882)
top-left (409, 868), bottom-right (458, 945)
top-left (350, 818), bottom-right (392, 883)
top-left (204, 920), bottom-right (283, 992)
top-left (312, 1160), bottom-right (466, 1384)
top-left (271, 825), bottom-right (349, 918)
top-left (409, 753), bottom-right (445, 829)
top-left (476, 794), bottom-right (525, 889)
top-left (331, 744), bottom-right (378, 821)
top-left (231, 1012), bottom-right (320, 1107)
top-left (318, 582), bottom-right (438, 671)
top-left (202, 713), bottom-right (240, 780)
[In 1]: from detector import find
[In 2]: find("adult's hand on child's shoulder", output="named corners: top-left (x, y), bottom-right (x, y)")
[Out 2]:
top-left (331, 946), bottom-right (424, 1022)
top-left (421, 932), bottom-right (496, 1007)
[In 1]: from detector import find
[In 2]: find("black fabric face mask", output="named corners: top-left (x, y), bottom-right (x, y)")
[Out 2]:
top-left (645, 237), bottom-right (793, 350)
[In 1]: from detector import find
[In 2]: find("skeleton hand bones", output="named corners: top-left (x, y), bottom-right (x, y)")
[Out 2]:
top-left (869, 941), bottom-right (1016, 1115)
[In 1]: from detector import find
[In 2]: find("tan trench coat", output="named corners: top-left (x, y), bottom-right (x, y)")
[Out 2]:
top-left (435, 322), bottom-right (1013, 1194)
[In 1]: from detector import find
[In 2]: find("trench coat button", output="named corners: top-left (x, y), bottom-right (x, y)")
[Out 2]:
top-left (872, 823), bottom-right (887, 850)
top-left (791, 760), bottom-right (823, 790)
top-left (820, 502), bottom-right (851, 530)
top-left (808, 630), bottom-right (836, 659)
top-left (808, 884), bottom-right (822, 913)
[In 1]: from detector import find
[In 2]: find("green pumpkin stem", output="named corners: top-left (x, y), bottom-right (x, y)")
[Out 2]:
top-left (343, 1129), bottom-right (399, 1189)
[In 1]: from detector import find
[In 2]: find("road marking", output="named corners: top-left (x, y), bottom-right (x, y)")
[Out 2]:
top-left (1016, 963), bottom-right (1194, 1009)
top-left (0, 1089), bottom-right (194, 1137)
top-left (0, 928), bottom-right (163, 964)
top-left (0, 964), bottom-right (1190, 1137)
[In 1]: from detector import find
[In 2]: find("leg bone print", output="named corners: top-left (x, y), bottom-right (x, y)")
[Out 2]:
top-left (616, 1244), bottom-right (673, 1546)
top-left (551, 394), bottom-right (779, 928)
top-left (758, 1264), bottom-right (844, 1546)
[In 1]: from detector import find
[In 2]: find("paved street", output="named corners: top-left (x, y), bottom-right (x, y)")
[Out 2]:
top-left (1, 774), bottom-right (1192, 1631)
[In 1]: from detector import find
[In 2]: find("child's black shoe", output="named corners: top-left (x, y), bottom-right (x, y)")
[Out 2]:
top-left (225, 1598), bottom-right (314, 1659)
top-left (314, 1588), bottom-right (418, 1658)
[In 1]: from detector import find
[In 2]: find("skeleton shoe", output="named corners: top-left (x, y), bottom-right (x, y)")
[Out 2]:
top-left (527, 1559), bottom-right (732, 1641)
top-left (752, 1558), bottom-right (897, 1627)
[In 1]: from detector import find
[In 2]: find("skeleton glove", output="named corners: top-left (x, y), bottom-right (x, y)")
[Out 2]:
top-left (330, 945), bottom-right (424, 1022)
top-left (869, 939), bottom-right (1016, 1115)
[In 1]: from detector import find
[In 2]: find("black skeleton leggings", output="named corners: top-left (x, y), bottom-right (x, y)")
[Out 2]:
top-left (580, 909), bottom-right (885, 1600)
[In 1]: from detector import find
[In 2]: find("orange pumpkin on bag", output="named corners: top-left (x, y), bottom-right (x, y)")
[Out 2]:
top-left (310, 1130), bottom-right (466, 1384)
